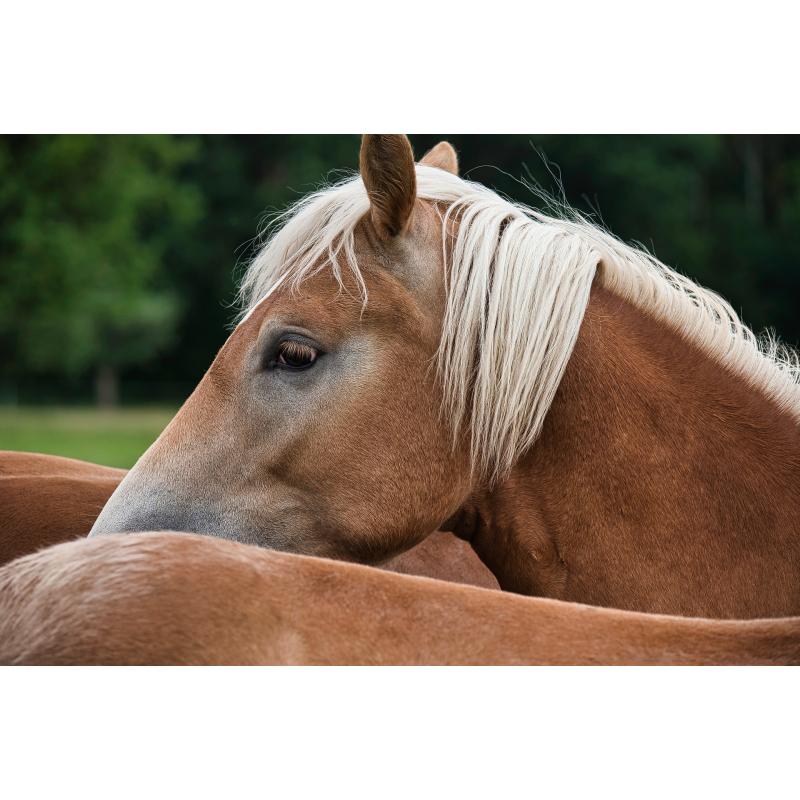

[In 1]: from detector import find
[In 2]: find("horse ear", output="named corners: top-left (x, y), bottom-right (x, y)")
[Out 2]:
top-left (420, 141), bottom-right (459, 175)
top-left (360, 134), bottom-right (417, 238)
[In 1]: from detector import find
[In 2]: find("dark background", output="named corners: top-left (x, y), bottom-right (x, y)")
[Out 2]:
top-left (2, 134), bottom-right (799, 406)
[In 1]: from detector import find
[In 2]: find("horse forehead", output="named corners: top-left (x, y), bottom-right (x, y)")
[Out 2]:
top-left (229, 203), bottom-right (445, 349)
top-left (223, 289), bottom-right (408, 379)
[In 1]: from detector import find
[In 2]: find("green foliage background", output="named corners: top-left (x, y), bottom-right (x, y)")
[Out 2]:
top-left (2, 134), bottom-right (799, 406)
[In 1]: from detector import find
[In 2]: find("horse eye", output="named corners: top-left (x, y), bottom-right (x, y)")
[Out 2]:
top-left (274, 339), bottom-right (319, 370)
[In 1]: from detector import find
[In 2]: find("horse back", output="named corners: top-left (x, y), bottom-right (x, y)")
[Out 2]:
top-left (0, 451), bottom-right (123, 567)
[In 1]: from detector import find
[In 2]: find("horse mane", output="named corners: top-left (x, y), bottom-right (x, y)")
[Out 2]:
top-left (238, 164), bottom-right (800, 480)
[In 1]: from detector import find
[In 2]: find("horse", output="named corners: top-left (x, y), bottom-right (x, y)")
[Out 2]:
top-left (90, 135), bottom-right (800, 618)
top-left (2, 531), bottom-right (798, 665)
top-left (0, 451), bottom-right (125, 567)
top-left (0, 450), bottom-right (498, 588)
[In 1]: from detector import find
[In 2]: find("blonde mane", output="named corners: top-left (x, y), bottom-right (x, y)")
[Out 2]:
top-left (239, 164), bottom-right (800, 479)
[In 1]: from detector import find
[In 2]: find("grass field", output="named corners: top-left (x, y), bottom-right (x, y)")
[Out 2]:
top-left (0, 406), bottom-right (177, 469)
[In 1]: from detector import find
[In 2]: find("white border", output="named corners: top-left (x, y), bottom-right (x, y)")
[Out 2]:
top-left (2, 1), bottom-right (799, 131)
top-left (1, 667), bottom-right (797, 799)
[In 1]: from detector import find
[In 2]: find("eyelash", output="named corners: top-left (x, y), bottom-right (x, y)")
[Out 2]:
top-left (273, 338), bottom-right (319, 371)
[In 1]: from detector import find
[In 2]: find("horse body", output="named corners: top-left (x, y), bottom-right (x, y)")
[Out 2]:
top-left (0, 451), bottom-right (125, 567)
top-left (456, 285), bottom-right (800, 617)
top-left (2, 532), bottom-right (798, 665)
top-left (89, 135), bottom-right (800, 618)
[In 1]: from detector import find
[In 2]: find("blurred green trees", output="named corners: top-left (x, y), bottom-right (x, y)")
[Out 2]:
top-left (1, 135), bottom-right (798, 405)
top-left (0, 135), bottom-right (202, 404)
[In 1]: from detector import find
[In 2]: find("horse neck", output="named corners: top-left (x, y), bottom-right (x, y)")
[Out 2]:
top-left (453, 283), bottom-right (800, 616)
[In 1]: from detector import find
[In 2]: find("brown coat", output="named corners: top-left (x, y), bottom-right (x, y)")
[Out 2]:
top-left (1, 532), bottom-right (797, 665)
top-left (0, 451), bottom-right (125, 567)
